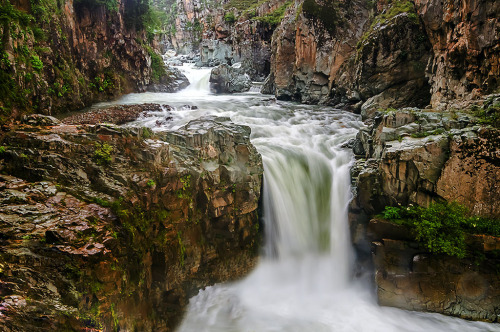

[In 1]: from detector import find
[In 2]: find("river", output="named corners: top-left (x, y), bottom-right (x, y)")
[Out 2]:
top-left (92, 64), bottom-right (499, 332)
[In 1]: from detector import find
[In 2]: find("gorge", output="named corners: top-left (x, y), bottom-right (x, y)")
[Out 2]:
top-left (1, 0), bottom-right (499, 331)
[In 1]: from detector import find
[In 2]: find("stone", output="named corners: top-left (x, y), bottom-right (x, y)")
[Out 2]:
top-left (0, 105), bottom-right (263, 331)
top-left (209, 64), bottom-right (252, 94)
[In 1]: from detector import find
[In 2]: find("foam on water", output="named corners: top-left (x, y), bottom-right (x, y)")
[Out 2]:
top-left (92, 65), bottom-right (500, 332)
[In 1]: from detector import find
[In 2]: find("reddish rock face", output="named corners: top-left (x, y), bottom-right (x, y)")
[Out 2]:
top-left (414, 0), bottom-right (500, 109)
top-left (0, 113), bottom-right (263, 331)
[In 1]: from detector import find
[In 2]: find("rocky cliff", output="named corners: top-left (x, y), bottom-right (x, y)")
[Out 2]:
top-left (159, 0), bottom-right (289, 80)
top-left (266, 0), bottom-right (499, 115)
top-left (349, 96), bottom-right (500, 320)
top-left (0, 0), bottom-right (180, 123)
top-left (0, 109), bottom-right (263, 331)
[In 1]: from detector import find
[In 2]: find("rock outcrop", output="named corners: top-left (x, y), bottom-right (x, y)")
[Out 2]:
top-left (414, 0), bottom-right (500, 110)
top-left (369, 219), bottom-right (500, 322)
top-left (352, 106), bottom-right (500, 218)
top-left (209, 64), bottom-right (252, 93)
top-left (159, 0), bottom-right (288, 80)
top-left (265, 0), bottom-right (499, 115)
top-left (0, 0), bottom-right (179, 122)
top-left (349, 99), bottom-right (500, 320)
top-left (0, 112), bottom-right (263, 331)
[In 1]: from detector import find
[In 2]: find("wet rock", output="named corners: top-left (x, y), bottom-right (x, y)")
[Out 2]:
top-left (209, 64), bottom-right (252, 94)
top-left (0, 114), bottom-right (263, 331)
top-left (370, 223), bottom-right (500, 322)
top-left (146, 67), bottom-right (190, 92)
top-left (61, 104), bottom-right (171, 125)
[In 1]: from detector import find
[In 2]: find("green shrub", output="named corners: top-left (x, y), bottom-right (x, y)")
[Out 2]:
top-left (30, 55), bottom-right (43, 72)
top-left (74, 0), bottom-right (118, 12)
top-left (254, 1), bottom-right (292, 28)
top-left (224, 12), bottom-right (236, 24)
top-left (472, 102), bottom-right (500, 128)
top-left (381, 202), bottom-right (500, 258)
top-left (302, 0), bottom-right (341, 34)
top-left (94, 142), bottom-right (113, 165)
top-left (146, 179), bottom-right (156, 187)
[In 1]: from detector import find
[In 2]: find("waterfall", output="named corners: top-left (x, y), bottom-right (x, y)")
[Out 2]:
top-left (179, 63), bottom-right (212, 93)
top-left (100, 88), bottom-right (497, 332)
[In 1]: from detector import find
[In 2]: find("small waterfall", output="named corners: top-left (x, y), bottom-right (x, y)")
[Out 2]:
top-left (179, 63), bottom-right (212, 93)
top-left (249, 82), bottom-right (263, 93)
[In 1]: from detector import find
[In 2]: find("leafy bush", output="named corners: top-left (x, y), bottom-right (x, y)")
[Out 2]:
top-left (144, 45), bottom-right (166, 83)
top-left (472, 102), bottom-right (500, 128)
top-left (302, 0), bottom-right (342, 34)
top-left (224, 12), bottom-right (236, 24)
top-left (30, 55), bottom-right (43, 72)
top-left (382, 202), bottom-right (500, 258)
top-left (254, 1), bottom-right (292, 28)
top-left (74, 0), bottom-right (118, 12)
top-left (94, 142), bottom-right (113, 165)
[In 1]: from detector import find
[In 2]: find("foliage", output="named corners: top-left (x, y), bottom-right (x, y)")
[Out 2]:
top-left (302, 0), bottom-right (342, 35)
top-left (177, 231), bottom-right (186, 267)
top-left (224, 12), bottom-right (236, 24)
top-left (471, 102), bottom-right (500, 128)
top-left (94, 142), bottom-right (113, 165)
top-left (89, 75), bottom-right (114, 93)
top-left (144, 45), bottom-right (166, 83)
top-left (254, 1), bottom-right (292, 28)
top-left (410, 128), bottom-right (445, 138)
top-left (0, 1), bottom-right (33, 26)
top-left (382, 202), bottom-right (500, 258)
top-left (124, 0), bottom-right (158, 31)
top-left (146, 179), bottom-right (156, 187)
top-left (224, 0), bottom-right (259, 11)
top-left (357, 0), bottom-right (419, 50)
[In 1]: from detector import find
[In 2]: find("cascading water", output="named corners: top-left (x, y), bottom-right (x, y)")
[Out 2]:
top-left (93, 64), bottom-right (499, 332)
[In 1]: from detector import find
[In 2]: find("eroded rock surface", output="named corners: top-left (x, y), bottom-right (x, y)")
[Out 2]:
top-left (209, 64), bottom-right (252, 94)
top-left (350, 104), bottom-right (500, 321)
top-left (0, 114), bottom-right (263, 331)
top-left (369, 219), bottom-right (500, 322)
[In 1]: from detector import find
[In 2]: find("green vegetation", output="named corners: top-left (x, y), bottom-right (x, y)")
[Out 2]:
top-left (146, 179), bottom-right (156, 187)
top-left (411, 128), bottom-right (445, 138)
top-left (302, 0), bottom-right (342, 34)
top-left (224, 12), bottom-right (236, 24)
top-left (176, 174), bottom-right (192, 199)
top-left (177, 231), bottom-right (186, 267)
top-left (94, 142), bottom-right (113, 165)
top-left (357, 0), bottom-right (419, 51)
top-left (382, 202), bottom-right (500, 258)
top-left (89, 75), bottom-right (114, 93)
top-left (224, 0), bottom-right (259, 11)
top-left (74, 0), bottom-right (118, 12)
top-left (254, 1), bottom-right (292, 28)
top-left (144, 45), bottom-right (167, 83)
top-left (471, 101), bottom-right (500, 128)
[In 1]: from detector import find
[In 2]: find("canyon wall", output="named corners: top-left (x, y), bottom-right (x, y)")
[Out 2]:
top-left (0, 110), bottom-right (263, 331)
top-left (349, 98), bottom-right (500, 321)
top-left (266, 0), bottom-right (499, 114)
top-left (0, 0), bottom-right (178, 123)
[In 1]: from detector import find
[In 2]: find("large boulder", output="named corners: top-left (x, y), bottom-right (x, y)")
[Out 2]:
top-left (0, 111), bottom-right (263, 331)
top-left (209, 64), bottom-right (252, 94)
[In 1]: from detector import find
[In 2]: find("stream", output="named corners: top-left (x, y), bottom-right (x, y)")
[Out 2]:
top-left (92, 64), bottom-right (499, 332)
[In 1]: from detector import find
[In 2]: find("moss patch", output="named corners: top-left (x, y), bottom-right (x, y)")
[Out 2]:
top-left (301, 0), bottom-right (342, 35)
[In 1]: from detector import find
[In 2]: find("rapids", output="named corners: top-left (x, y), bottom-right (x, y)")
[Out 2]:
top-left (91, 64), bottom-right (499, 332)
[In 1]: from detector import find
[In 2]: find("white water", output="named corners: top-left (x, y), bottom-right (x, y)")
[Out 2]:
top-left (93, 65), bottom-right (499, 332)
